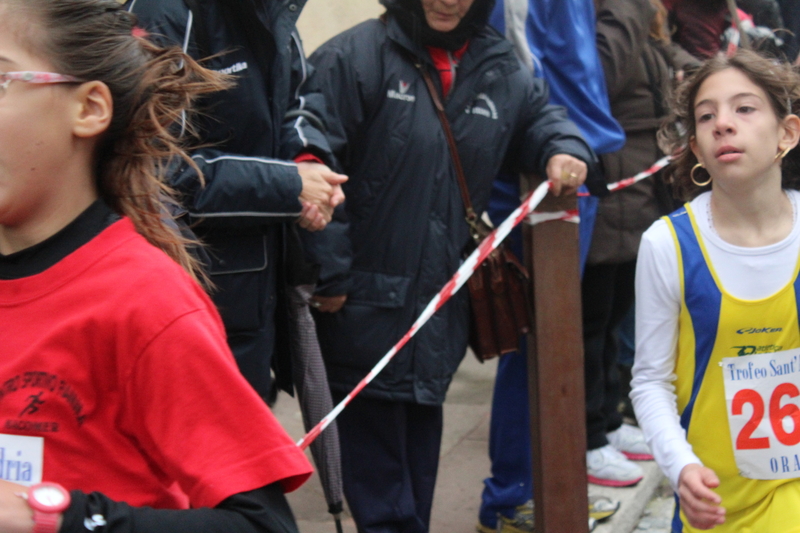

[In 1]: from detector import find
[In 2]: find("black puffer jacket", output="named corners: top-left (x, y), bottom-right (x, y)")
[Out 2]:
top-left (130, 0), bottom-right (333, 397)
top-left (304, 9), bottom-right (598, 405)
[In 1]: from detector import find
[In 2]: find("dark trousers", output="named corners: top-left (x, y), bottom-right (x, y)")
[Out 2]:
top-left (479, 340), bottom-right (532, 528)
top-left (581, 260), bottom-right (636, 450)
top-left (333, 394), bottom-right (443, 533)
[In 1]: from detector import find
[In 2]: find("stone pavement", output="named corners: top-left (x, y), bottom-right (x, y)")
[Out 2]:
top-left (272, 352), bottom-right (672, 533)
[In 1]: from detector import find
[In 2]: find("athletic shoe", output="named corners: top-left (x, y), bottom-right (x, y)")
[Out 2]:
top-left (587, 444), bottom-right (644, 487)
top-left (588, 495), bottom-right (620, 521)
top-left (607, 424), bottom-right (654, 461)
top-left (497, 500), bottom-right (534, 533)
top-left (489, 498), bottom-right (611, 531)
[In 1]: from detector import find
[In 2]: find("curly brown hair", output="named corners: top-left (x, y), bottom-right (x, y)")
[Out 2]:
top-left (658, 49), bottom-right (800, 201)
top-left (2, 0), bottom-right (231, 285)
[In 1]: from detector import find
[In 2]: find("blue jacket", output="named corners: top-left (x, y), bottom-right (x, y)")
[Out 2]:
top-left (488, 0), bottom-right (626, 270)
top-left (489, 0), bottom-right (625, 155)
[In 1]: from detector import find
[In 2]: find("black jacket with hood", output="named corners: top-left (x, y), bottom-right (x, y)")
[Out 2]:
top-left (129, 0), bottom-right (333, 397)
top-left (305, 0), bottom-right (600, 405)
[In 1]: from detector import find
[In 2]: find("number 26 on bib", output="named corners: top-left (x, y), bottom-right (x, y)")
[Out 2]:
top-left (723, 348), bottom-right (800, 479)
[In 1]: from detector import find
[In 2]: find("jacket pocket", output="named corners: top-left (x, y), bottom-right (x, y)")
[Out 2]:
top-left (206, 234), bottom-right (268, 275)
top-left (347, 271), bottom-right (411, 309)
top-left (206, 233), bottom-right (268, 333)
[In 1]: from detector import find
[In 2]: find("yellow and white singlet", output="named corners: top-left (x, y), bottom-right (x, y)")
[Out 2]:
top-left (666, 204), bottom-right (800, 532)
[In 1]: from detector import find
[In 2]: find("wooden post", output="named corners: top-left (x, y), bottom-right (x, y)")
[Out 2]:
top-left (524, 189), bottom-right (588, 533)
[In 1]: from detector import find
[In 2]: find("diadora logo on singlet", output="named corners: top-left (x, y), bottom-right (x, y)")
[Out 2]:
top-left (736, 327), bottom-right (783, 334)
top-left (216, 61), bottom-right (248, 75)
top-left (388, 80), bottom-right (416, 102)
top-left (464, 93), bottom-right (498, 120)
top-left (731, 345), bottom-right (783, 356)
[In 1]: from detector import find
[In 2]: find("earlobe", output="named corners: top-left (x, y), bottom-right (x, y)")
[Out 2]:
top-left (72, 81), bottom-right (113, 138)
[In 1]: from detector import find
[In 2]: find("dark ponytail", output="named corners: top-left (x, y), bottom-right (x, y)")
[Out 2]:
top-left (3, 0), bottom-right (230, 285)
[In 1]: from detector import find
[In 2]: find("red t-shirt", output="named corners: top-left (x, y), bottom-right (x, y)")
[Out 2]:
top-left (0, 219), bottom-right (312, 508)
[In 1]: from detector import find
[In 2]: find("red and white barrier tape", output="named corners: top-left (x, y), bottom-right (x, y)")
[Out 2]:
top-left (297, 180), bottom-right (551, 449)
top-left (533, 155), bottom-right (673, 225)
top-left (527, 208), bottom-right (580, 226)
top-left (297, 155), bottom-right (672, 449)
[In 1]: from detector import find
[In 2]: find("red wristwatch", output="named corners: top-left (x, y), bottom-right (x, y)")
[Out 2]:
top-left (26, 482), bottom-right (71, 533)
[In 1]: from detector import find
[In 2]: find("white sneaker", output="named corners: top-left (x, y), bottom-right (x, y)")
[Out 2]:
top-left (607, 424), bottom-right (654, 461)
top-left (587, 444), bottom-right (643, 487)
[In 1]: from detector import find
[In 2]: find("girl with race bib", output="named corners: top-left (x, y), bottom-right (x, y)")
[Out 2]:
top-left (631, 49), bottom-right (800, 532)
top-left (0, 1), bottom-right (312, 532)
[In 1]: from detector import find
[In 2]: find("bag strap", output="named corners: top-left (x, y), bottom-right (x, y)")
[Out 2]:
top-left (418, 64), bottom-right (482, 240)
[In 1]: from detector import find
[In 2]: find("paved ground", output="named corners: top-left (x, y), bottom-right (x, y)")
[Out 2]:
top-left (272, 353), bottom-right (672, 533)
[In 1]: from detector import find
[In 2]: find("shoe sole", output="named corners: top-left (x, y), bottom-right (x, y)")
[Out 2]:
top-left (498, 523), bottom-right (531, 533)
top-left (587, 474), bottom-right (643, 487)
top-left (589, 497), bottom-right (620, 521)
top-left (590, 510), bottom-right (617, 521)
top-left (621, 451), bottom-right (654, 461)
top-left (476, 523), bottom-right (496, 533)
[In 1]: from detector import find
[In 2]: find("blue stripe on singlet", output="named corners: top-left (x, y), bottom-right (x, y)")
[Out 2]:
top-left (668, 208), bottom-right (723, 532)
top-left (794, 266), bottom-right (800, 317)
top-left (672, 492), bottom-right (682, 533)
top-left (671, 209), bottom-right (722, 431)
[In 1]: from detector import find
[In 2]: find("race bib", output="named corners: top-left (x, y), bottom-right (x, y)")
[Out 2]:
top-left (722, 348), bottom-right (800, 480)
top-left (0, 433), bottom-right (43, 486)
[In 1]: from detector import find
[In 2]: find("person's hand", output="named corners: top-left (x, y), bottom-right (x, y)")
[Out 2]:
top-left (677, 464), bottom-right (726, 529)
top-left (296, 162), bottom-right (348, 231)
top-left (297, 202), bottom-right (327, 231)
top-left (0, 479), bottom-right (40, 533)
top-left (545, 154), bottom-right (587, 196)
top-left (309, 294), bottom-right (347, 313)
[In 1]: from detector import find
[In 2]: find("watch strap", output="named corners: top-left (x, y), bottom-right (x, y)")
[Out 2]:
top-left (32, 510), bottom-right (60, 533)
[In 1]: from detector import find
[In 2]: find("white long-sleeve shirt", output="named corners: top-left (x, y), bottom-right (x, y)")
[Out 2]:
top-left (630, 190), bottom-right (800, 488)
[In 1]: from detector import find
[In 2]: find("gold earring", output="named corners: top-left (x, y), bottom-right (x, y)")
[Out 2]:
top-left (775, 146), bottom-right (793, 161)
top-left (691, 163), bottom-right (712, 187)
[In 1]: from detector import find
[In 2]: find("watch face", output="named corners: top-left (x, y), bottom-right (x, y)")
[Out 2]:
top-left (31, 485), bottom-right (67, 510)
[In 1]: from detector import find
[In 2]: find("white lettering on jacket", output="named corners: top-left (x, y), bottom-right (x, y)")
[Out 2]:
top-left (388, 80), bottom-right (415, 102)
top-left (217, 61), bottom-right (248, 75)
top-left (465, 93), bottom-right (498, 120)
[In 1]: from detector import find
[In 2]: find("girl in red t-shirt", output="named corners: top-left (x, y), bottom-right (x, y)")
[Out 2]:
top-left (0, 1), bottom-right (312, 532)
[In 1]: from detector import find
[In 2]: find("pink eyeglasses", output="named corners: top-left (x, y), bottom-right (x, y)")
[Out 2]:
top-left (0, 71), bottom-right (85, 96)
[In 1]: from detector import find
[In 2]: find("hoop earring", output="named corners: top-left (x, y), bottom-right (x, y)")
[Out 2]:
top-left (775, 146), bottom-right (793, 161)
top-left (691, 163), bottom-right (712, 187)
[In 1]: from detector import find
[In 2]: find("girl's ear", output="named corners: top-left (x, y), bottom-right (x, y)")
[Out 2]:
top-left (71, 81), bottom-right (112, 138)
top-left (689, 135), bottom-right (703, 166)
top-left (779, 114), bottom-right (800, 154)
